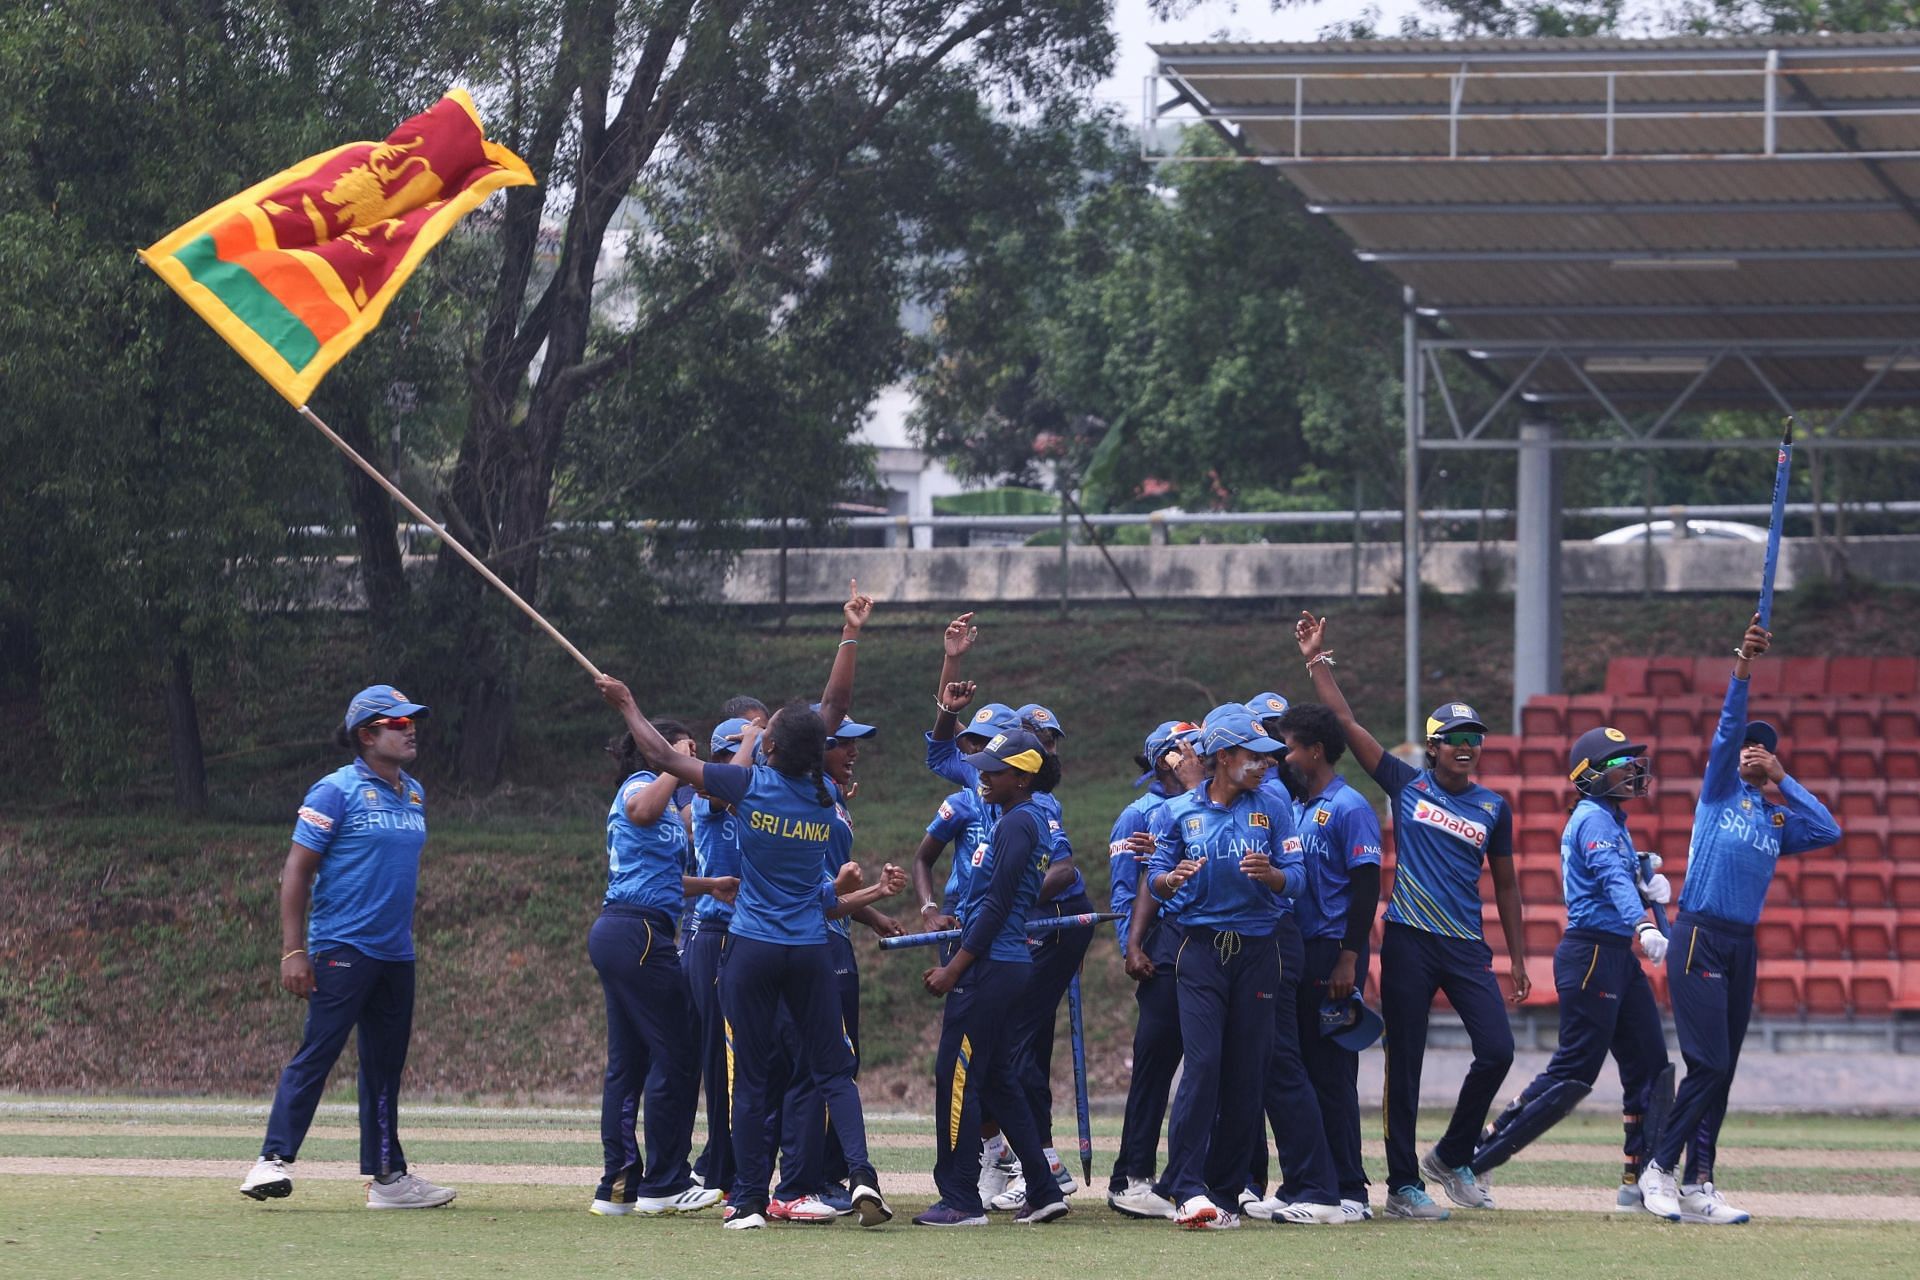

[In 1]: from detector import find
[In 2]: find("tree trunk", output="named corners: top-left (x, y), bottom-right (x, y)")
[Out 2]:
top-left (164, 643), bottom-right (208, 817)
top-left (333, 412), bottom-right (409, 637)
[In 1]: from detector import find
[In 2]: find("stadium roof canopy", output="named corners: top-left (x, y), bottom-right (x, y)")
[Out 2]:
top-left (1150, 32), bottom-right (1920, 443)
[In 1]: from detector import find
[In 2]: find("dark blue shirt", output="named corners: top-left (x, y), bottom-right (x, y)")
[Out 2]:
top-left (1108, 784), bottom-right (1175, 954)
top-left (291, 759), bottom-right (428, 961)
top-left (957, 801), bottom-right (1050, 963)
top-left (1292, 775), bottom-right (1384, 943)
top-left (1371, 755), bottom-right (1514, 942)
top-left (926, 732), bottom-right (1083, 899)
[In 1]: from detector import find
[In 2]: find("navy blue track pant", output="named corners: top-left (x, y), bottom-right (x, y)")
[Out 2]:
top-left (588, 906), bottom-right (700, 1202)
top-left (721, 935), bottom-right (875, 1214)
top-left (931, 959), bottom-right (1064, 1215)
top-left (262, 946), bottom-right (414, 1176)
top-left (1300, 936), bottom-right (1371, 1202)
top-left (1251, 915), bottom-right (1340, 1206)
top-left (1163, 925), bottom-right (1279, 1206)
top-left (1655, 912), bottom-right (1757, 1183)
top-left (820, 930), bottom-right (861, 1188)
top-left (1110, 917), bottom-right (1183, 1190)
top-left (1008, 892), bottom-right (1095, 1151)
top-left (1380, 921), bottom-right (1515, 1191)
top-left (1482, 928), bottom-right (1667, 1178)
top-left (683, 925), bottom-right (732, 1195)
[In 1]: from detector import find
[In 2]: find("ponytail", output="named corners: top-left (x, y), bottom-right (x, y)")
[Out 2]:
top-left (811, 766), bottom-right (832, 808)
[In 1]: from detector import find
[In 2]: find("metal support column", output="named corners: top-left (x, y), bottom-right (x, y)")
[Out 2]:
top-left (1403, 288), bottom-right (1422, 747)
top-left (1512, 419), bottom-right (1563, 731)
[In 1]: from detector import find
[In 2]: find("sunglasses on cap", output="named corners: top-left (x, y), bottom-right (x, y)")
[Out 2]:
top-left (362, 716), bottom-right (416, 732)
top-left (1433, 730), bottom-right (1484, 747)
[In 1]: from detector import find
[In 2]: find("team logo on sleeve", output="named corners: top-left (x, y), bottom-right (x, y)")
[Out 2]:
top-left (1411, 798), bottom-right (1489, 849)
top-left (362, 788), bottom-right (380, 804)
top-left (297, 806), bottom-right (334, 832)
top-left (408, 790), bottom-right (422, 805)
top-left (1249, 811), bottom-right (1270, 829)
top-left (1185, 817), bottom-right (1204, 837)
top-left (971, 842), bottom-right (987, 866)
top-left (1480, 801), bottom-right (1498, 816)
top-left (1771, 811), bottom-right (1787, 827)
top-left (1316, 809), bottom-right (1331, 826)
top-left (1282, 835), bottom-right (1304, 854)
top-left (938, 801), bottom-right (955, 821)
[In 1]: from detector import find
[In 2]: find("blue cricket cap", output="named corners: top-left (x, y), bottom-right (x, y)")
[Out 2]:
top-left (1319, 994), bottom-right (1384, 1052)
top-left (1744, 720), bottom-right (1780, 753)
top-left (1197, 702), bottom-right (1285, 757)
top-left (1136, 719), bottom-right (1201, 786)
top-left (344, 684), bottom-right (428, 733)
top-left (811, 702), bottom-right (877, 743)
top-left (1425, 701), bottom-right (1488, 738)
top-left (960, 702), bottom-right (1019, 742)
top-left (1017, 702), bottom-right (1066, 738)
top-left (961, 727), bottom-right (1050, 775)
top-left (709, 716), bottom-right (753, 758)
top-left (1244, 691), bottom-right (1290, 723)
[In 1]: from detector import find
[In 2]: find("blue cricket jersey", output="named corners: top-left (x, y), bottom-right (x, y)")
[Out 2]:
top-left (702, 763), bottom-right (845, 945)
top-left (291, 759), bottom-right (428, 961)
top-left (1561, 798), bottom-right (1648, 937)
top-left (1108, 784), bottom-right (1175, 954)
top-left (927, 732), bottom-right (1084, 899)
top-left (1680, 673), bottom-right (1843, 926)
top-left (1146, 782), bottom-right (1305, 935)
top-left (825, 797), bottom-right (855, 940)
top-left (1292, 775), bottom-right (1385, 943)
top-left (1371, 756), bottom-right (1514, 942)
top-left (956, 801), bottom-right (1051, 963)
top-left (604, 770), bottom-right (692, 916)
top-left (691, 795), bottom-right (742, 926)
top-left (926, 789), bottom-right (987, 909)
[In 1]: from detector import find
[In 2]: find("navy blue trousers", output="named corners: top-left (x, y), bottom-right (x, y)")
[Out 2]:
top-left (683, 924), bottom-right (732, 1195)
top-left (721, 934), bottom-right (875, 1214)
top-left (261, 946), bottom-right (414, 1175)
top-left (1110, 917), bottom-right (1183, 1190)
top-left (1251, 916), bottom-right (1339, 1205)
top-left (1299, 936), bottom-right (1371, 1201)
top-left (588, 906), bottom-right (700, 1202)
top-left (1380, 922), bottom-right (1515, 1191)
top-left (932, 959), bottom-right (1064, 1214)
top-left (1008, 892), bottom-right (1095, 1151)
top-left (820, 930), bottom-right (862, 1188)
top-left (1489, 929), bottom-right (1667, 1177)
top-left (1163, 925), bottom-right (1280, 1205)
top-left (1656, 912), bottom-right (1757, 1182)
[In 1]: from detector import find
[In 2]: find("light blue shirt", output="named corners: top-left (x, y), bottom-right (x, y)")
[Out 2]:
top-left (291, 759), bottom-right (427, 961)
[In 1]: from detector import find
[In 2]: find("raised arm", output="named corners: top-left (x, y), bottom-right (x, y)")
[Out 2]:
top-left (929, 612), bottom-right (978, 744)
top-left (1295, 611), bottom-right (1389, 773)
top-left (1703, 615), bottom-right (1771, 802)
top-left (596, 676), bottom-right (706, 789)
top-left (817, 579), bottom-right (874, 736)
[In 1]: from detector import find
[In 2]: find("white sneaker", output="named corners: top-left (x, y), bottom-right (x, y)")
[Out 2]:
top-left (1244, 1194), bottom-right (1278, 1221)
top-left (1679, 1181), bottom-right (1750, 1225)
top-left (768, 1194), bottom-right (837, 1223)
top-left (366, 1171), bottom-right (456, 1209)
top-left (1236, 1187), bottom-right (1260, 1213)
top-left (990, 1174), bottom-right (1027, 1212)
top-left (1614, 1183), bottom-right (1644, 1212)
top-left (1048, 1158), bottom-right (1080, 1196)
top-left (1109, 1180), bottom-right (1178, 1220)
top-left (1384, 1185), bottom-right (1450, 1220)
top-left (240, 1156), bottom-right (292, 1201)
top-left (635, 1185), bottom-right (723, 1215)
top-left (849, 1183), bottom-right (893, 1227)
top-left (979, 1151), bottom-right (1016, 1204)
top-left (1275, 1200), bottom-right (1347, 1225)
top-left (723, 1205), bottom-right (766, 1230)
top-left (589, 1199), bottom-right (632, 1215)
top-left (1639, 1161), bottom-right (1682, 1221)
top-left (1176, 1194), bottom-right (1224, 1229)
top-left (1420, 1147), bottom-right (1493, 1209)
top-left (1340, 1198), bottom-right (1373, 1222)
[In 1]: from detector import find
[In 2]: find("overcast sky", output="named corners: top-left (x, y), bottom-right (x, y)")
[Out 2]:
top-left (1092, 0), bottom-right (1429, 116)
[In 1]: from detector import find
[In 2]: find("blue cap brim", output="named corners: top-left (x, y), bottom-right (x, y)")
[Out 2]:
top-left (829, 720), bottom-right (877, 740)
top-left (1246, 732), bottom-right (1287, 755)
top-left (1133, 769), bottom-right (1155, 787)
top-left (351, 700), bottom-right (429, 728)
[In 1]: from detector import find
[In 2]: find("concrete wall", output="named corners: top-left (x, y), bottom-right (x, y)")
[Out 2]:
top-left (711, 535), bottom-right (1920, 606)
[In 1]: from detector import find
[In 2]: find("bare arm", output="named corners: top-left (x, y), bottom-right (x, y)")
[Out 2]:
top-left (1489, 855), bottom-right (1531, 1004)
top-left (1295, 610), bottom-right (1389, 773)
top-left (279, 844), bottom-right (322, 998)
top-left (931, 612), bottom-right (977, 743)
top-left (595, 677), bottom-right (706, 788)
top-left (817, 580), bottom-right (874, 735)
top-left (623, 771), bottom-right (683, 825)
top-left (1038, 858), bottom-right (1077, 903)
top-left (829, 863), bottom-right (907, 919)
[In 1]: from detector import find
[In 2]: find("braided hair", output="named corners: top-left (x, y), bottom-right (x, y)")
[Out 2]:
top-left (768, 700), bottom-right (833, 807)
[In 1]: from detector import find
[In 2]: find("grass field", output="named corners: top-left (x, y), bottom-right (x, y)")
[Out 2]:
top-left (4, 1101), bottom-right (1920, 1279)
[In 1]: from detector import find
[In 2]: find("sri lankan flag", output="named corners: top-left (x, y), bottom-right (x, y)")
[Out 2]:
top-left (141, 89), bottom-right (533, 406)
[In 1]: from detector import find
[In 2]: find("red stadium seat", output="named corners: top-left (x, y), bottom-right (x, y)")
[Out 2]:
top-left (1795, 861), bottom-right (1844, 907)
top-left (1518, 780), bottom-right (1564, 817)
top-left (1756, 963), bottom-right (1803, 1016)
top-left (1613, 705), bottom-right (1656, 741)
top-left (1843, 865), bottom-right (1890, 909)
top-left (1896, 919), bottom-right (1920, 960)
top-left (1837, 743), bottom-right (1885, 780)
top-left (1695, 658), bottom-right (1733, 697)
top-left (1521, 697), bottom-right (1568, 738)
top-left (1852, 962), bottom-right (1900, 1016)
top-left (1835, 781), bottom-right (1886, 820)
top-left (1849, 909), bottom-right (1898, 960)
top-left (1885, 705), bottom-right (1920, 743)
top-left (1518, 743), bottom-right (1564, 778)
top-left (1896, 964), bottom-right (1920, 1012)
top-left (1892, 867), bottom-right (1920, 910)
top-left (1831, 701), bottom-right (1879, 741)
top-left (1654, 702), bottom-right (1700, 742)
top-left (1479, 737), bottom-right (1520, 776)
top-left (1828, 657), bottom-right (1877, 696)
top-left (1518, 866), bottom-right (1561, 905)
top-left (1790, 740), bottom-right (1838, 780)
top-left (1886, 745), bottom-right (1920, 781)
top-left (1801, 909), bottom-right (1848, 959)
top-left (1890, 818), bottom-right (1920, 861)
top-left (1780, 659), bottom-right (1830, 698)
top-left (1647, 659), bottom-right (1692, 697)
top-left (1523, 917), bottom-right (1563, 957)
top-left (1765, 874), bottom-right (1794, 908)
top-left (1843, 817), bottom-right (1890, 860)
top-left (1872, 657), bottom-right (1920, 695)
top-left (1890, 788), bottom-right (1920, 818)
top-left (1607, 657), bottom-right (1652, 696)
top-left (1803, 961), bottom-right (1850, 1016)
top-left (1756, 913), bottom-right (1800, 959)
top-left (1653, 743), bottom-right (1702, 779)
top-left (1786, 699), bottom-right (1834, 741)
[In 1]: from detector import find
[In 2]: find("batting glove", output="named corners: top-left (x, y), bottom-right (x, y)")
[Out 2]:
top-left (1635, 921), bottom-right (1669, 965)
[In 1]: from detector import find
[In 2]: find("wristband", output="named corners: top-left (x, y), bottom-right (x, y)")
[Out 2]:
top-left (935, 697), bottom-right (962, 716)
top-left (839, 638), bottom-right (858, 647)
top-left (1735, 646), bottom-right (1751, 660)
top-left (282, 948), bottom-right (306, 962)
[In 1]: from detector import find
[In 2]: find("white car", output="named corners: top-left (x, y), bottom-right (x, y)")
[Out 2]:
top-left (1591, 519), bottom-right (1770, 545)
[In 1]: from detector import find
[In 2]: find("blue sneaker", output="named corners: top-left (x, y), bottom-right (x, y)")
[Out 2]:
top-left (1385, 1185), bottom-right (1450, 1221)
top-left (818, 1188), bottom-right (854, 1217)
top-left (912, 1203), bottom-right (988, 1227)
